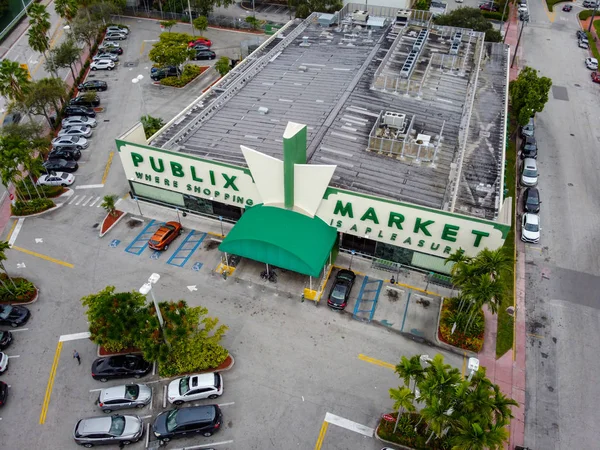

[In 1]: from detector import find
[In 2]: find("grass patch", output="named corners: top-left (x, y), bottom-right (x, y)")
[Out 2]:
top-left (594, 19), bottom-right (600, 43)
top-left (495, 116), bottom-right (517, 358)
top-left (586, 31), bottom-right (600, 61)
top-left (579, 8), bottom-right (596, 20)
top-left (547, 0), bottom-right (568, 12)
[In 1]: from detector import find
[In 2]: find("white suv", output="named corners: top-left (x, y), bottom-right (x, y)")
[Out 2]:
top-left (586, 57), bottom-right (598, 70)
top-left (90, 60), bottom-right (115, 71)
top-left (0, 352), bottom-right (8, 374)
top-left (167, 372), bottom-right (223, 405)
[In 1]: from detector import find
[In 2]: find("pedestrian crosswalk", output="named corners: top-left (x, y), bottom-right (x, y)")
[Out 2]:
top-left (67, 194), bottom-right (103, 207)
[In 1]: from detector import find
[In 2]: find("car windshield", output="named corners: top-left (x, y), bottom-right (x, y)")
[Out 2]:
top-left (70, 136), bottom-right (80, 142)
top-left (125, 384), bottom-right (139, 400)
top-left (179, 376), bottom-right (190, 395)
top-left (0, 305), bottom-right (13, 319)
top-left (149, 239), bottom-right (160, 245)
top-left (109, 415), bottom-right (126, 436)
top-left (60, 173), bottom-right (69, 179)
top-left (523, 169), bottom-right (537, 177)
top-left (524, 221), bottom-right (539, 232)
top-left (331, 284), bottom-right (347, 300)
top-left (165, 410), bottom-right (179, 432)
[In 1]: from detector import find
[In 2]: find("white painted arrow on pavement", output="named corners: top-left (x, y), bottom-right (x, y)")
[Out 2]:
top-left (187, 285), bottom-right (198, 292)
top-left (35, 238), bottom-right (43, 243)
top-left (17, 263), bottom-right (26, 268)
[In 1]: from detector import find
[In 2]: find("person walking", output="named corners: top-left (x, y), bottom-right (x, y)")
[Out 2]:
top-left (73, 350), bottom-right (81, 365)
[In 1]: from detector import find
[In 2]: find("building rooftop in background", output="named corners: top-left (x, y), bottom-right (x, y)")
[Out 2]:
top-left (149, 6), bottom-right (509, 220)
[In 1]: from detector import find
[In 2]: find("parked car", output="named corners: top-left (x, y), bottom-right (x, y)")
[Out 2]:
top-left (586, 57), bottom-right (598, 70)
top-left (520, 117), bottom-right (534, 138)
top-left (37, 172), bottom-right (75, 187)
top-left (62, 115), bottom-right (98, 128)
top-left (150, 66), bottom-right (181, 81)
top-left (521, 158), bottom-right (538, 186)
top-left (577, 30), bottom-right (587, 40)
top-left (69, 95), bottom-right (100, 108)
top-left (583, 0), bottom-right (598, 7)
top-left (520, 135), bottom-right (537, 159)
top-left (479, 2), bottom-right (499, 11)
top-left (52, 135), bottom-right (89, 150)
top-left (0, 381), bottom-right (7, 406)
top-left (152, 405), bottom-right (222, 442)
top-left (2, 112), bottom-right (21, 127)
top-left (100, 41), bottom-right (120, 48)
top-left (90, 60), bottom-right (115, 71)
top-left (106, 25), bottom-right (129, 35)
top-left (104, 31), bottom-right (127, 40)
top-left (327, 269), bottom-right (356, 310)
top-left (194, 50), bottom-right (216, 60)
top-left (73, 414), bottom-right (144, 447)
top-left (0, 331), bottom-right (12, 350)
top-left (93, 52), bottom-right (119, 62)
top-left (78, 80), bottom-right (108, 92)
top-left (97, 384), bottom-right (152, 413)
top-left (48, 148), bottom-right (81, 161)
top-left (0, 304), bottom-right (30, 327)
top-left (98, 46), bottom-right (123, 55)
top-left (521, 213), bottom-right (541, 244)
top-left (91, 354), bottom-right (152, 382)
top-left (523, 187), bottom-right (541, 213)
top-left (43, 159), bottom-right (79, 174)
top-left (188, 38), bottom-right (212, 48)
top-left (579, 39), bottom-right (589, 49)
top-left (0, 352), bottom-right (7, 374)
top-left (64, 105), bottom-right (96, 118)
top-left (148, 221), bottom-right (183, 251)
top-left (592, 71), bottom-right (600, 83)
top-left (167, 372), bottom-right (223, 405)
top-left (191, 44), bottom-right (210, 51)
top-left (563, 4), bottom-right (572, 11)
top-left (58, 125), bottom-right (93, 138)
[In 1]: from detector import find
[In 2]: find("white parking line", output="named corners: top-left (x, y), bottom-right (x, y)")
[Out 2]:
top-left (7, 355), bottom-right (19, 358)
top-left (75, 195), bottom-right (86, 206)
top-left (76, 184), bottom-right (105, 189)
top-left (218, 402), bottom-right (235, 407)
top-left (150, 386), bottom-right (153, 410)
top-left (8, 218), bottom-right (24, 246)
top-left (89, 197), bottom-right (101, 207)
top-left (324, 412), bottom-right (374, 437)
top-left (145, 380), bottom-right (162, 385)
top-left (145, 423), bottom-right (150, 448)
top-left (81, 196), bottom-right (92, 206)
top-left (89, 388), bottom-right (103, 392)
top-left (59, 332), bottom-right (91, 342)
top-left (170, 440), bottom-right (234, 449)
top-left (69, 195), bottom-right (80, 205)
top-left (163, 385), bottom-right (167, 409)
top-left (139, 415), bottom-right (152, 419)
top-left (9, 328), bottom-right (28, 332)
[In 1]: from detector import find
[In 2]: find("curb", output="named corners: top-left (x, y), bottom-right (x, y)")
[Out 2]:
top-left (149, 66), bottom-right (213, 90)
top-left (10, 202), bottom-right (62, 219)
top-left (99, 211), bottom-right (127, 238)
top-left (373, 423), bottom-right (415, 450)
top-left (0, 285), bottom-right (39, 306)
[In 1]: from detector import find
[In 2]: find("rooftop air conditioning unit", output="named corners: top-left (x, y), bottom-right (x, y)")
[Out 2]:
top-left (258, 106), bottom-right (269, 115)
top-left (352, 10), bottom-right (369, 23)
top-left (384, 112), bottom-right (406, 128)
top-left (453, 32), bottom-right (462, 43)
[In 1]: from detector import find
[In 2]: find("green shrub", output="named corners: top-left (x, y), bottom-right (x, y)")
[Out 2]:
top-left (546, 0), bottom-right (566, 12)
top-left (377, 413), bottom-right (447, 449)
top-left (480, 10), bottom-right (504, 21)
top-left (438, 297), bottom-right (484, 352)
top-left (158, 339), bottom-right (229, 378)
top-left (11, 198), bottom-right (55, 216)
top-left (0, 275), bottom-right (36, 303)
top-left (579, 9), bottom-right (596, 20)
top-left (587, 31), bottom-right (600, 60)
top-left (17, 180), bottom-right (64, 199)
top-left (160, 64), bottom-right (203, 87)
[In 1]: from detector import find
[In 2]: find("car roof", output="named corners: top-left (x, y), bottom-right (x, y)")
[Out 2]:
top-left (337, 269), bottom-right (356, 281)
top-left (175, 405), bottom-right (217, 425)
top-left (100, 385), bottom-right (128, 402)
top-left (523, 158), bottom-right (537, 168)
top-left (525, 187), bottom-right (539, 198)
top-left (78, 416), bottom-right (112, 434)
top-left (525, 213), bottom-right (540, 225)
top-left (188, 373), bottom-right (216, 388)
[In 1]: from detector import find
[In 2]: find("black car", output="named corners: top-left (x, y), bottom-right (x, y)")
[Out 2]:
top-left (2, 112), bottom-right (21, 127)
top-left (42, 158), bottom-right (78, 174)
top-left (150, 66), bottom-right (180, 81)
top-left (327, 269), bottom-right (356, 310)
top-left (0, 381), bottom-right (7, 407)
top-left (92, 354), bottom-right (152, 382)
top-left (78, 80), bottom-right (108, 92)
top-left (577, 30), bottom-right (587, 40)
top-left (520, 135), bottom-right (537, 159)
top-left (563, 4), bottom-right (572, 11)
top-left (0, 304), bottom-right (30, 327)
top-left (0, 331), bottom-right (12, 350)
top-left (153, 405), bottom-right (222, 442)
top-left (194, 50), bottom-right (216, 60)
top-left (99, 46), bottom-right (124, 55)
top-left (48, 148), bottom-right (81, 161)
top-left (64, 105), bottom-right (96, 118)
top-left (69, 95), bottom-right (100, 108)
top-left (523, 187), bottom-right (541, 213)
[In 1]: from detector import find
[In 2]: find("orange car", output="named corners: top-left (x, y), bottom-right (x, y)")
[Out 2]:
top-left (148, 221), bottom-right (183, 251)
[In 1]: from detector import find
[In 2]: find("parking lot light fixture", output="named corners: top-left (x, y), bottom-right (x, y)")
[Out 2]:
top-left (139, 273), bottom-right (166, 331)
top-left (131, 75), bottom-right (146, 115)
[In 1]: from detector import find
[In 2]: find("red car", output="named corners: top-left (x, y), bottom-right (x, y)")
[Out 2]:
top-left (563, 4), bottom-right (573, 11)
top-left (479, 3), bottom-right (499, 11)
top-left (188, 38), bottom-right (212, 48)
top-left (592, 72), bottom-right (600, 83)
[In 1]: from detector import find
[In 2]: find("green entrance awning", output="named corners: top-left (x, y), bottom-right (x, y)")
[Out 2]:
top-left (218, 205), bottom-right (337, 277)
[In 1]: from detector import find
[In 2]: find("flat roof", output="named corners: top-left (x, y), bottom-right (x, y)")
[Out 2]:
top-left (150, 14), bottom-right (507, 220)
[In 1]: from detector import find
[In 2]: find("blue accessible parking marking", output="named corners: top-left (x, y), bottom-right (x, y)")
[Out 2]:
top-left (124, 220), bottom-right (159, 255)
top-left (150, 251), bottom-right (161, 260)
top-left (166, 230), bottom-right (207, 268)
top-left (109, 239), bottom-right (120, 248)
top-left (192, 262), bottom-right (203, 271)
top-left (352, 276), bottom-right (383, 323)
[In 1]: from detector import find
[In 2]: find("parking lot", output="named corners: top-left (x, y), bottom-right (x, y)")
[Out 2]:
top-left (0, 17), bottom-right (465, 450)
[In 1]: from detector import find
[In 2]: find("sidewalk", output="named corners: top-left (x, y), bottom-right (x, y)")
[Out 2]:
top-left (477, 6), bottom-right (527, 449)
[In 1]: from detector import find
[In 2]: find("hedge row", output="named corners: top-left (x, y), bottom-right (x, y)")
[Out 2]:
top-left (160, 64), bottom-right (204, 87)
top-left (481, 10), bottom-right (505, 21)
top-left (11, 198), bottom-right (55, 216)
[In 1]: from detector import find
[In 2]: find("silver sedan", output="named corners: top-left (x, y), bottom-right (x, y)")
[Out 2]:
top-left (58, 125), bottom-right (93, 139)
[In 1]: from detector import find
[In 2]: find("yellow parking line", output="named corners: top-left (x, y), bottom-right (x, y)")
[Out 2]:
top-left (101, 151), bottom-right (114, 185)
top-left (5, 219), bottom-right (17, 241)
top-left (11, 246), bottom-right (74, 268)
top-left (358, 353), bottom-right (395, 370)
top-left (40, 341), bottom-right (62, 424)
top-left (314, 421), bottom-right (329, 450)
top-left (461, 352), bottom-right (467, 378)
top-left (139, 41), bottom-right (146, 57)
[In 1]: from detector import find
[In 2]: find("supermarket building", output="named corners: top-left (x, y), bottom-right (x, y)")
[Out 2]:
top-left (117, 5), bottom-right (512, 280)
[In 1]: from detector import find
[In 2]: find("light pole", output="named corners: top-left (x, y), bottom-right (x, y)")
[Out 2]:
top-left (130, 178), bottom-right (143, 216)
top-left (589, 3), bottom-right (599, 32)
top-left (218, 215), bottom-right (224, 237)
top-left (349, 249), bottom-right (356, 270)
top-left (187, 0), bottom-right (195, 35)
top-left (139, 273), bottom-right (169, 346)
top-left (176, 207), bottom-right (181, 223)
top-left (131, 75), bottom-right (145, 116)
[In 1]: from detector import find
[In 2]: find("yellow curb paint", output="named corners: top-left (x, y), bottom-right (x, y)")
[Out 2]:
top-left (207, 231), bottom-right (225, 238)
top-left (358, 353), bottom-right (395, 370)
top-left (316, 264), bottom-right (335, 303)
top-left (139, 41), bottom-right (145, 57)
top-left (40, 341), bottom-right (62, 424)
top-left (101, 151), bottom-right (114, 185)
top-left (527, 333), bottom-right (544, 339)
top-left (543, 2), bottom-right (556, 23)
top-left (461, 352), bottom-right (467, 378)
top-left (215, 262), bottom-right (235, 276)
top-left (6, 219), bottom-right (17, 241)
top-left (314, 421), bottom-right (329, 450)
top-left (11, 246), bottom-right (74, 268)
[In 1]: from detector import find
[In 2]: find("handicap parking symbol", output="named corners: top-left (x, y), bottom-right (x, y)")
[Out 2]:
top-left (192, 262), bottom-right (203, 272)
top-left (151, 251), bottom-right (161, 260)
top-left (109, 239), bottom-right (121, 248)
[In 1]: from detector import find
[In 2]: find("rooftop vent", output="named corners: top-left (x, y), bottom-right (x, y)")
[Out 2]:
top-left (298, 65), bottom-right (307, 72)
top-left (352, 10), bottom-right (369, 23)
top-left (299, 36), bottom-right (311, 47)
top-left (258, 106), bottom-right (269, 115)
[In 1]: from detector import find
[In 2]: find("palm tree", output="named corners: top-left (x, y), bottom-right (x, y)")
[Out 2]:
top-left (472, 247), bottom-right (512, 280)
top-left (490, 385), bottom-right (518, 424)
top-left (101, 195), bottom-right (118, 217)
top-left (20, 152), bottom-right (45, 199)
top-left (461, 274), bottom-right (504, 331)
top-left (449, 416), bottom-right (508, 450)
top-left (0, 241), bottom-right (17, 290)
top-left (54, 0), bottom-right (78, 22)
top-left (389, 386), bottom-right (415, 433)
top-left (0, 60), bottom-right (31, 103)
